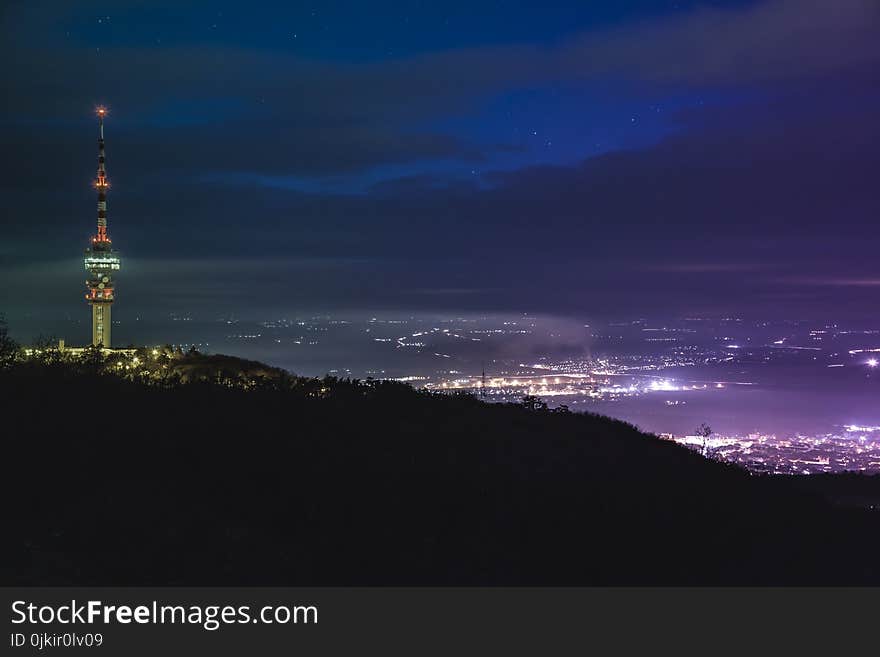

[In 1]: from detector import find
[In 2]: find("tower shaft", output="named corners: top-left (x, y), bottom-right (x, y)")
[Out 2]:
top-left (92, 303), bottom-right (111, 349)
top-left (84, 107), bottom-right (120, 347)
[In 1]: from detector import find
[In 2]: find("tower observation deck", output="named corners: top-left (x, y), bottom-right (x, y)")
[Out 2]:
top-left (84, 107), bottom-right (121, 347)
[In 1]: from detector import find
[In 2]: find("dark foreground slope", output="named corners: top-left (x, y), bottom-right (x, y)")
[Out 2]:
top-left (3, 361), bottom-right (880, 585)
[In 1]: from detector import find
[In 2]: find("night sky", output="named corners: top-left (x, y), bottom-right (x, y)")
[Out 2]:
top-left (2, 0), bottom-right (879, 331)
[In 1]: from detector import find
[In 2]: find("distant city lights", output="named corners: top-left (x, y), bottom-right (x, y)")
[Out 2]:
top-left (107, 312), bottom-right (880, 475)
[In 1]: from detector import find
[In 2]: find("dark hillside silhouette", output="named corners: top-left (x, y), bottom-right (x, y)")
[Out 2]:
top-left (3, 348), bottom-right (880, 585)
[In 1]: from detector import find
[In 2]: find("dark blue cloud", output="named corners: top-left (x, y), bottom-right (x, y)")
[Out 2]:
top-left (2, 0), bottom-right (879, 326)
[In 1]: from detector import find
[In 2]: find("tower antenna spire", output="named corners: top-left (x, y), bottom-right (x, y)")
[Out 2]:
top-left (95, 106), bottom-right (109, 242)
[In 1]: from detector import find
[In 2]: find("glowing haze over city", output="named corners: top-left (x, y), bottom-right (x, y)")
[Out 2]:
top-left (3, 1), bottom-right (879, 474)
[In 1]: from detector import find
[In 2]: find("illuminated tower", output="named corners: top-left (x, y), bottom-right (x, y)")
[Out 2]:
top-left (84, 107), bottom-right (121, 347)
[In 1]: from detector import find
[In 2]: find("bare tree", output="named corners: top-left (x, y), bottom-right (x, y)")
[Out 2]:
top-left (696, 423), bottom-right (713, 458)
top-left (0, 315), bottom-right (19, 369)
